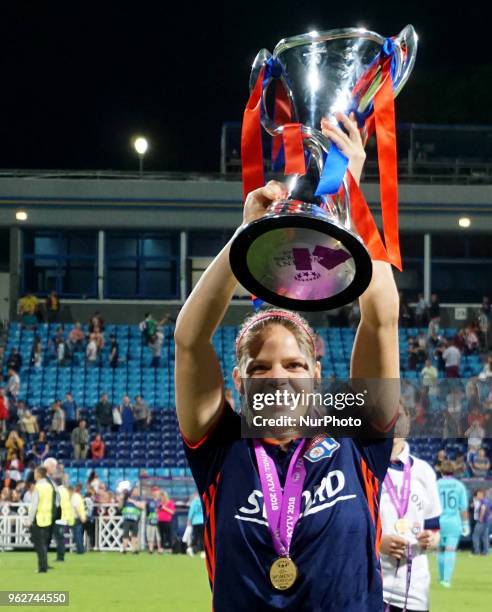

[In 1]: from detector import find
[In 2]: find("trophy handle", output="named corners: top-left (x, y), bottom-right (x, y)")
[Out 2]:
top-left (392, 25), bottom-right (418, 98)
top-left (249, 48), bottom-right (298, 137)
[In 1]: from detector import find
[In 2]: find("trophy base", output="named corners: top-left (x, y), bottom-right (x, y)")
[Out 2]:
top-left (229, 201), bottom-right (372, 311)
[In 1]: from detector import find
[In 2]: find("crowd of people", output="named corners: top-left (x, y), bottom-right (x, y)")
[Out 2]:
top-left (0, 454), bottom-right (203, 571)
top-left (14, 298), bottom-right (174, 372)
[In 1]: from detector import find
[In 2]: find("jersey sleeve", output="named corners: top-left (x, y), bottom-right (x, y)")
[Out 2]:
top-left (354, 437), bottom-right (393, 482)
top-left (459, 482), bottom-right (469, 512)
top-left (181, 401), bottom-right (241, 495)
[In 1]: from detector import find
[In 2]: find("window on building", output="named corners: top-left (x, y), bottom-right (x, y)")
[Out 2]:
top-left (105, 232), bottom-right (179, 298)
top-left (22, 230), bottom-right (98, 298)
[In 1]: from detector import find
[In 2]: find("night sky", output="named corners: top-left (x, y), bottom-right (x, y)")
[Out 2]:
top-left (1, 0), bottom-right (491, 172)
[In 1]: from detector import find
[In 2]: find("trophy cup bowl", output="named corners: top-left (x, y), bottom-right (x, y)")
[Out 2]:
top-left (230, 26), bottom-right (417, 311)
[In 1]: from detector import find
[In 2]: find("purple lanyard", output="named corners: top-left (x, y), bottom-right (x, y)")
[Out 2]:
top-left (384, 461), bottom-right (413, 612)
top-left (384, 461), bottom-right (411, 519)
top-left (253, 439), bottom-right (307, 558)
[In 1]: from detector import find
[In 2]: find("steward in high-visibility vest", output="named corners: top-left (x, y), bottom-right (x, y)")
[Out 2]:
top-left (27, 467), bottom-right (53, 573)
top-left (54, 482), bottom-right (75, 561)
top-left (70, 484), bottom-right (87, 554)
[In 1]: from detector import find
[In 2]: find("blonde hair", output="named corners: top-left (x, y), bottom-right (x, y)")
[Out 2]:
top-left (235, 308), bottom-right (316, 375)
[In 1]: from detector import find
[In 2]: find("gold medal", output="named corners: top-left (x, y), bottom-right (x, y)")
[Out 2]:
top-left (394, 518), bottom-right (410, 535)
top-left (269, 557), bottom-right (298, 590)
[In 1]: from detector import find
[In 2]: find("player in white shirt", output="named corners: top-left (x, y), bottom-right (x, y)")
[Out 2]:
top-left (380, 433), bottom-right (441, 612)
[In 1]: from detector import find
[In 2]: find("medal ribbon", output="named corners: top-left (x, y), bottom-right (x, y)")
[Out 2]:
top-left (253, 439), bottom-right (307, 558)
top-left (384, 460), bottom-right (411, 519)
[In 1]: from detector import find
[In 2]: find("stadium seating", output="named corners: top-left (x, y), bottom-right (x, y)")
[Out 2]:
top-left (4, 322), bottom-right (490, 483)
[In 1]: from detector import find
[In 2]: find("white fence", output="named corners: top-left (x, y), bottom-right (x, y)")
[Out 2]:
top-left (0, 503), bottom-right (144, 552)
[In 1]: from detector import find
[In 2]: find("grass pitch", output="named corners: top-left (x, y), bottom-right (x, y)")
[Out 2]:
top-left (0, 550), bottom-right (490, 611)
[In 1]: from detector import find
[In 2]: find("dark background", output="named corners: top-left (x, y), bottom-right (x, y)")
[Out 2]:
top-left (0, 0), bottom-right (490, 172)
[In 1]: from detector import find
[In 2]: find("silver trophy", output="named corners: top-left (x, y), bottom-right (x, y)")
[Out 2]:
top-left (230, 26), bottom-right (417, 311)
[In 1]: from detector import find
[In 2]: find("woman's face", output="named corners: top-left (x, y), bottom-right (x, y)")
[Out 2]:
top-left (233, 324), bottom-right (320, 418)
top-left (240, 325), bottom-right (318, 379)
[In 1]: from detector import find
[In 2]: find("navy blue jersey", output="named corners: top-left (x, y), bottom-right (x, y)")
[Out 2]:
top-left (182, 403), bottom-right (392, 612)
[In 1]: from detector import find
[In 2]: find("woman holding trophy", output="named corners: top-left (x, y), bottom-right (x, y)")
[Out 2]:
top-left (175, 108), bottom-right (400, 611)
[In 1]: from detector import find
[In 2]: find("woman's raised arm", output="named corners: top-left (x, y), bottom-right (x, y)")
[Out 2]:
top-left (174, 181), bottom-right (288, 444)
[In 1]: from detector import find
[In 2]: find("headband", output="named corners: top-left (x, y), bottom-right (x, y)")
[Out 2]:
top-left (235, 310), bottom-right (316, 358)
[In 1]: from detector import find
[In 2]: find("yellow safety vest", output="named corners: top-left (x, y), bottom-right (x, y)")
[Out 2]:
top-left (35, 480), bottom-right (53, 527)
top-left (59, 486), bottom-right (75, 526)
top-left (71, 492), bottom-right (87, 523)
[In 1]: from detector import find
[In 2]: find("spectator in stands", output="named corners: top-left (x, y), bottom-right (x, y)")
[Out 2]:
top-left (314, 333), bottom-right (325, 361)
top-left (90, 434), bottom-right (105, 461)
top-left (149, 331), bottom-right (164, 368)
top-left (48, 326), bottom-right (65, 361)
top-left (157, 490), bottom-right (175, 551)
top-left (23, 481), bottom-right (35, 504)
top-left (464, 326), bottom-right (480, 355)
top-left (398, 291), bottom-right (411, 328)
top-left (455, 454), bottom-right (467, 478)
top-left (472, 489), bottom-right (490, 555)
top-left (407, 336), bottom-right (419, 371)
top-left (434, 449), bottom-right (448, 478)
top-left (56, 338), bottom-right (67, 366)
top-left (96, 482), bottom-right (112, 504)
top-left (48, 401), bottom-right (65, 436)
top-left (401, 380), bottom-right (416, 414)
top-left (0, 387), bottom-right (8, 435)
top-left (30, 432), bottom-right (49, 465)
top-left (146, 486), bottom-right (163, 553)
top-left (71, 420), bottom-right (89, 460)
top-left (445, 385), bottom-right (464, 436)
top-left (87, 470), bottom-right (102, 494)
top-left (6, 368), bottom-right (20, 402)
top-left (71, 483), bottom-right (87, 554)
top-left (412, 393), bottom-right (427, 435)
top-left (68, 323), bottom-right (85, 353)
top-left (119, 486), bottom-right (145, 554)
top-left (0, 487), bottom-right (11, 509)
top-left (86, 333), bottom-right (98, 367)
top-left (45, 290), bottom-right (60, 323)
top-left (133, 395), bottom-right (150, 432)
top-left (109, 334), bottom-right (119, 368)
top-left (416, 331), bottom-right (427, 358)
top-left (89, 311), bottom-right (104, 333)
top-left (428, 293), bottom-right (440, 336)
top-left (465, 421), bottom-right (485, 454)
top-left (414, 293), bottom-right (428, 327)
top-left (112, 402), bottom-right (122, 431)
top-left (95, 393), bottom-right (113, 434)
top-left (186, 492), bottom-right (205, 557)
top-left (478, 355), bottom-right (492, 380)
top-left (93, 326), bottom-right (105, 352)
top-left (62, 392), bottom-right (79, 433)
top-left (16, 400), bottom-right (28, 422)
top-left (470, 448), bottom-right (490, 478)
top-left (83, 487), bottom-right (96, 551)
top-left (20, 410), bottom-right (39, 438)
top-left (17, 292), bottom-right (40, 328)
top-left (31, 336), bottom-right (43, 368)
top-left (139, 313), bottom-right (158, 344)
top-left (467, 406), bottom-right (485, 429)
top-left (442, 340), bottom-right (461, 378)
top-left (7, 347), bottom-right (22, 373)
top-left (120, 396), bottom-right (134, 434)
top-left (420, 358), bottom-right (438, 388)
top-left (5, 430), bottom-right (24, 461)
top-left (6, 453), bottom-right (23, 485)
